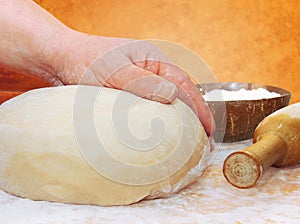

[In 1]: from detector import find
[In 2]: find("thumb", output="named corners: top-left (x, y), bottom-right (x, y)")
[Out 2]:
top-left (106, 64), bottom-right (178, 104)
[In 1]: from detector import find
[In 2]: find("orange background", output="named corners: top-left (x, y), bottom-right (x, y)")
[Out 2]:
top-left (2, 0), bottom-right (300, 103)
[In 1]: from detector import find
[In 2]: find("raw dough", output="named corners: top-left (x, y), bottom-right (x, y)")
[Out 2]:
top-left (0, 85), bottom-right (209, 206)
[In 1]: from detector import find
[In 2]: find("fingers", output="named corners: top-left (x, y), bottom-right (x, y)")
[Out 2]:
top-left (105, 64), bottom-right (178, 104)
top-left (157, 63), bottom-right (216, 137)
top-left (101, 59), bottom-right (215, 137)
top-left (87, 47), bottom-right (178, 104)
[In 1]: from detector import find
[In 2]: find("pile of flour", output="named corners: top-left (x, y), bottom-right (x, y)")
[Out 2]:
top-left (203, 88), bottom-right (281, 101)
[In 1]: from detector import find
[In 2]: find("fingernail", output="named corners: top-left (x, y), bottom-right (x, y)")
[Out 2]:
top-left (153, 81), bottom-right (178, 103)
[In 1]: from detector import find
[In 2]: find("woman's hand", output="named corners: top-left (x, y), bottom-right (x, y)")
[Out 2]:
top-left (0, 0), bottom-right (215, 137)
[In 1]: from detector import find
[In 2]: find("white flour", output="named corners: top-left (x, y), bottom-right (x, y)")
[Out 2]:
top-left (203, 88), bottom-right (281, 101)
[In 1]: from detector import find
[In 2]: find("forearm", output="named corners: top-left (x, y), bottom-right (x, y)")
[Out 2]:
top-left (0, 0), bottom-right (71, 84)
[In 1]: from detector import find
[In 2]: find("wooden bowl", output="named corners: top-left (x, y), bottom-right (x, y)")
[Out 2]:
top-left (197, 82), bottom-right (291, 143)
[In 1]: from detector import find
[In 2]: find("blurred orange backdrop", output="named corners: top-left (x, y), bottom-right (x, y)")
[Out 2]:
top-left (35, 0), bottom-right (300, 103)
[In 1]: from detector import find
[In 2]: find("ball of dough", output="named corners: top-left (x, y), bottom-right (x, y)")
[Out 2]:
top-left (0, 86), bottom-right (209, 206)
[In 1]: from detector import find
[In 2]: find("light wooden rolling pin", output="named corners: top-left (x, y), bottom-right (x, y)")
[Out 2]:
top-left (223, 102), bottom-right (300, 188)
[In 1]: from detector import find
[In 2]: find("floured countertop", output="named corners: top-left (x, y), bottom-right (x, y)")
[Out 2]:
top-left (0, 140), bottom-right (299, 224)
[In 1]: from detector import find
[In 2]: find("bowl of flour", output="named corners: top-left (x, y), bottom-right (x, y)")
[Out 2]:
top-left (197, 82), bottom-right (291, 142)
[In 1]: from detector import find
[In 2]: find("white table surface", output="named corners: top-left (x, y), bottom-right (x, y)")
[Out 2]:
top-left (0, 140), bottom-right (299, 224)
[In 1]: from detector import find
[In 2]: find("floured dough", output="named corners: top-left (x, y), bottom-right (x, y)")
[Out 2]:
top-left (0, 85), bottom-right (209, 206)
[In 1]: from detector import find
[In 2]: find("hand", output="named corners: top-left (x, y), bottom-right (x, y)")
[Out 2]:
top-left (53, 33), bottom-right (215, 137)
top-left (0, 0), bottom-right (215, 137)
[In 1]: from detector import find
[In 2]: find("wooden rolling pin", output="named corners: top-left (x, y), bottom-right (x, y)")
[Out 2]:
top-left (223, 102), bottom-right (300, 188)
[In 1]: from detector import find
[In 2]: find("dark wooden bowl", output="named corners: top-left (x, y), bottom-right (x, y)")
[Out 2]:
top-left (197, 82), bottom-right (291, 143)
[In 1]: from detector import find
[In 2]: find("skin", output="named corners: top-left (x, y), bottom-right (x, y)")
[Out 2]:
top-left (0, 0), bottom-right (215, 137)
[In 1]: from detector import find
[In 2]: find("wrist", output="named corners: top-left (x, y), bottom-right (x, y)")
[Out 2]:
top-left (38, 27), bottom-right (77, 85)
top-left (54, 31), bottom-right (135, 86)
top-left (52, 30), bottom-right (98, 85)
